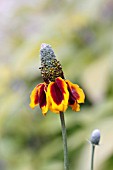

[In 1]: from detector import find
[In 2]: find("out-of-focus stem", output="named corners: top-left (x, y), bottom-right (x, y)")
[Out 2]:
top-left (91, 144), bottom-right (95, 170)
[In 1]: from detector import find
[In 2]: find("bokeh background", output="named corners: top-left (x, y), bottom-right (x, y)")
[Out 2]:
top-left (0, 0), bottom-right (113, 170)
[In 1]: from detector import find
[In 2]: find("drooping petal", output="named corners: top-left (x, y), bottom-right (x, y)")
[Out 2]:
top-left (66, 80), bottom-right (85, 111)
top-left (29, 84), bottom-right (42, 109)
top-left (38, 84), bottom-right (48, 115)
top-left (29, 83), bottom-right (48, 115)
top-left (70, 101), bottom-right (80, 111)
top-left (47, 77), bottom-right (69, 113)
top-left (66, 80), bottom-right (85, 103)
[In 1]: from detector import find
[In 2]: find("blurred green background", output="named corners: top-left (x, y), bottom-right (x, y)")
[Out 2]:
top-left (0, 0), bottom-right (113, 170)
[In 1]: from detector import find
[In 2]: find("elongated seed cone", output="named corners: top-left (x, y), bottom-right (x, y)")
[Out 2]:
top-left (40, 43), bottom-right (64, 83)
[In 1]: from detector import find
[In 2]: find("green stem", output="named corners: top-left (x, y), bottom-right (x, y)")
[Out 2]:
top-left (60, 112), bottom-right (69, 170)
top-left (91, 145), bottom-right (95, 170)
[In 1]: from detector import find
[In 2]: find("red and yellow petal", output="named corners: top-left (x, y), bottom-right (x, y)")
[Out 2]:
top-left (47, 77), bottom-right (69, 114)
top-left (66, 80), bottom-right (85, 104)
top-left (69, 101), bottom-right (80, 112)
top-left (29, 83), bottom-right (48, 115)
top-left (29, 84), bottom-right (42, 109)
top-left (39, 84), bottom-right (48, 115)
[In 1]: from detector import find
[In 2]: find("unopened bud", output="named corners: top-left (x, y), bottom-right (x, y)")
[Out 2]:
top-left (90, 129), bottom-right (100, 145)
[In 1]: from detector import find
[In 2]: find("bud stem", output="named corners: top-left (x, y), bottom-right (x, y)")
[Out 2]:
top-left (91, 144), bottom-right (95, 170)
top-left (60, 112), bottom-right (69, 170)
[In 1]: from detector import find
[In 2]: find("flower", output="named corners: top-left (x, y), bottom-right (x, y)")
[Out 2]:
top-left (30, 77), bottom-right (85, 115)
top-left (29, 44), bottom-right (85, 115)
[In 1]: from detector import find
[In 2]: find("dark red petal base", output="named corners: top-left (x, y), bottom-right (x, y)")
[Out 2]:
top-left (50, 81), bottom-right (64, 105)
top-left (39, 84), bottom-right (47, 108)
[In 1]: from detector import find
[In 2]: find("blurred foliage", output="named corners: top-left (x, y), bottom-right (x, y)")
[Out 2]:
top-left (0, 0), bottom-right (113, 170)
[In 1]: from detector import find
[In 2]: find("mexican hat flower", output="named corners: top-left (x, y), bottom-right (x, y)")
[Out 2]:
top-left (30, 44), bottom-right (85, 115)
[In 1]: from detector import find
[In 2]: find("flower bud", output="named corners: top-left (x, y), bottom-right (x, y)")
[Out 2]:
top-left (90, 129), bottom-right (100, 145)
